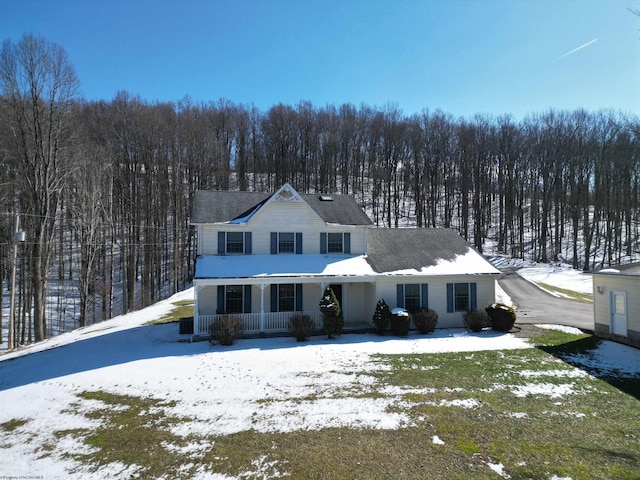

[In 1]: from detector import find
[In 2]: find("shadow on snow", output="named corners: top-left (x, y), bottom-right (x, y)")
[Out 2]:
top-left (0, 324), bottom-right (514, 392)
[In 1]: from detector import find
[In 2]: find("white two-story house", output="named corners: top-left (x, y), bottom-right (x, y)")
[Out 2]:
top-left (190, 183), bottom-right (500, 337)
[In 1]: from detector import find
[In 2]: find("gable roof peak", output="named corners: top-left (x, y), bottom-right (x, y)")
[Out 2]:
top-left (271, 183), bottom-right (304, 203)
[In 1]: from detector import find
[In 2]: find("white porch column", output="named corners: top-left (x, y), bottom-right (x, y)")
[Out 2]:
top-left (259, 283), bottom-right (266, 332)
top-left (193, 284), bottom-right (200, 338)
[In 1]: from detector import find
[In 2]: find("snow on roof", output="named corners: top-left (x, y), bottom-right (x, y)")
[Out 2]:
top-left (383, 248), bottom-right (500, 276)
top-left (194, 249), bottom-right (499, 281)
top-left (195, 254), bottom-right (376, 279)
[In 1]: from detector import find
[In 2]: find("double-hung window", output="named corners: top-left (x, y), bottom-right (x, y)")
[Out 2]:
top-left (404, 284), bottom-right (422, 312)
top-left (225, 285), bottom-right (244, 313)
top-left (397, 283), bottom-right (428, 312)
top-left (218, 231), bottom-right (252, 255)
top-left (327, 233), bottom-right (343, 253)
top-left (226, 232), bottom-right (244, 254)
top-left (278, 284), bottom-right (295, 312)
top-left (217, 285), bottom-right (252, 314)
top-left (270, 284), bottom-right (303, 312)
top-left (278, 233), bottom-right (295, 253)
top-left (271, 232), bottom-right (303, 254)
top-left (446, 282), bottom-right (477, 312)
top-left (320, 232), bottom-right (351, 254)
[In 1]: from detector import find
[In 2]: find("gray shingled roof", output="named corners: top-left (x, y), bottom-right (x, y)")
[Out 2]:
top-left (365, 228), bottom-right (481, 273)
top-left (191, 189), bottom-right (372, 225)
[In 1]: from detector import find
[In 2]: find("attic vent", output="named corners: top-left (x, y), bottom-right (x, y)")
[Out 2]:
top-left (319, 195), bottom-right (333, 201)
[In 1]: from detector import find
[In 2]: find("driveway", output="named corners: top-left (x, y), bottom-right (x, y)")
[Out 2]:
top-left (498, 269), bottom-right (594, 331)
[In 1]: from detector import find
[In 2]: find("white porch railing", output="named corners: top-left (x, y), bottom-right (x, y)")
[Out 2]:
top-left (197, 311), bottom-right (323, 335)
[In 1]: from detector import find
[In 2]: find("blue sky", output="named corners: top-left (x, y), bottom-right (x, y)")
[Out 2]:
top-left (2, 0), bottom-right (639, 119)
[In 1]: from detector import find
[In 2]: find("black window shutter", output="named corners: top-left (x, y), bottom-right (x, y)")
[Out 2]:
top-left (218, 232), bottom-right (226, 254)
top-left (217, 285), bottom-right (225, 313)
top-left (446, 283), bottom-right (454, 312)
top-left (270, 232), bottom-right (278, 254)
top-left (244, 232), bottom-right (252, 254)
top-left (244, 285), bottom-right (252, 313)
top-left (421, 284), bottom-right (429, 309)
top-left (320, 232), bottom-right (327, 254)
top-left (470, 283), bottom-right (477, 310)
top-left (344, 233), bottom-right (351, 253)
top-left (295, 284), bottom-right (303, 311)
top-left (295, 232), bottom-right (303, 254)
top-left (397, 284), bottom-right (405, 308)
top-left (270, 284), bottom-right (278, 312)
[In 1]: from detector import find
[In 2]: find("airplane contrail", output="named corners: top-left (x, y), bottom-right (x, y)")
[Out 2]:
top-left (559, 38), bottom-right (598, 59)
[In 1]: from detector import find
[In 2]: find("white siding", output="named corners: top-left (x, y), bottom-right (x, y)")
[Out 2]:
top-left (344, 282), bottom-right (372, 324)
top-left (593, 275), bottom-right (640, 334)
top-left (199, 225), bottom-right (246, 255)
top-left (197, 200), bottom-right (368, 256)
top-left (197, 285), bottom-right (217, 314)
top-left (375, 275), bottom-right (497, 329)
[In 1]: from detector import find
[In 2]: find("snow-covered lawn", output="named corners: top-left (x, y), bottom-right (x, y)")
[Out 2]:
top-left (517, 265), bottom-right (592, 295)
top-left (0, 289), bottom-right (534, 475)
top-left (0, 272), bottom-right (637, 479)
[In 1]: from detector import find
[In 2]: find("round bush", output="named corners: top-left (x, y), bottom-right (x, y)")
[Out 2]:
top-left (289, 313), bottom-right (315, 342)
top-left (210, 315), bottom-right (243, 345)
top-left (485, 303), bottom-right (516, 332)
top-left (413, 308), bottom-right (438, 334)
top-left (463, 308), bottom-right (490, 332)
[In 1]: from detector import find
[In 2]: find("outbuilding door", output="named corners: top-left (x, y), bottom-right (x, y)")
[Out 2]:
top-left (610, 291), bottom-right (628, 337)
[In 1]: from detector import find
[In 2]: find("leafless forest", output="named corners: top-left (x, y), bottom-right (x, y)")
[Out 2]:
top-left (1, 34), bottom-right (639, 344)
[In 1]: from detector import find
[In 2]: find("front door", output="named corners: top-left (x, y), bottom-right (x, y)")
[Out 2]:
top-left (610, 291), bottom-right (628, 337)
top-left (330, 284), bottom-right (343, 315)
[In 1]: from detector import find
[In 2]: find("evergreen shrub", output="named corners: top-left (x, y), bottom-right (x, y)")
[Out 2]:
top-left (372, 299), bottom-right (391, 335)
top-left (319, 287), bottom-right (343, 339)
top-left (486, 303), bottom-right (517, 332)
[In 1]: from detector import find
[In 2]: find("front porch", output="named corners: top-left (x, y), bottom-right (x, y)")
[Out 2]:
top-left (193, 278), bottom-right (376, 337)
top-left (193, 311), bottom-right (375, 339)
top-left (197, 310), bottom-right (324, 336)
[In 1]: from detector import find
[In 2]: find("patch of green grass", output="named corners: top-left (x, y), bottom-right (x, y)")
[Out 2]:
top-left (145, 299), bottom-right (194, 325)
top-left (54, 328), bottom-right (640, 479)
top-left (57, 391), bottom-right (201, 479)
top-left (537, 282), bottom-right (593, 303)
top-left (527, 325), bottom-right (592, 347)
top-left (364, 331), bottom-right (640, 479)
top-left (0, 418), bottom-right (29, 432)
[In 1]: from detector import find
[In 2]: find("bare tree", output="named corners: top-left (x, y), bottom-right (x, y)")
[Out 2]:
top-left (0, 34), bottom-right (79, 341)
